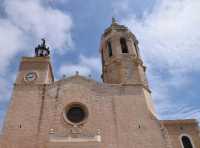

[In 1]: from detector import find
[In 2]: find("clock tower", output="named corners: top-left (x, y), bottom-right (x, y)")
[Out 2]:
top-left (15, 39), bottom-right (54, 85)
top-left (1, 39), bottom-right (54, 148)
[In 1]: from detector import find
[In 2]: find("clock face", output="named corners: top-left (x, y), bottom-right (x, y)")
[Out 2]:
top-left (24, 72), bottom-right (37, 82)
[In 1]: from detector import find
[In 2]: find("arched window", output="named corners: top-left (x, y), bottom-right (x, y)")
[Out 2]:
top-left (120, 38), bottom-right (128, 53)
top-left (107, 41), bottom-right (112, 57)
top-left (181, 136), bottom-right (193, 148)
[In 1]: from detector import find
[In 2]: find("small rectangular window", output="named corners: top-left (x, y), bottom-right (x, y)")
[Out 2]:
top-left (101, 49), bottom-right (105, 65)
top-left (120, 38), bottom-right (128, 53)
top-left (107, 41), bottom-right (113, 57)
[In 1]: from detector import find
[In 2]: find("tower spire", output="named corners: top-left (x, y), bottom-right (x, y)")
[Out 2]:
top-left (112, 17), bottom-right (116, 24)
top-left (35, 39), bottom-right (50, 57)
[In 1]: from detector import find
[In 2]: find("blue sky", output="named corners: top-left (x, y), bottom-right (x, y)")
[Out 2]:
top-left (0, 0), bottom-right (200, 130)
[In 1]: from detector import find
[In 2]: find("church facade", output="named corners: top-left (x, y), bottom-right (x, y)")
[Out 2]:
top-left (0, 19), bottom-right (199, 148)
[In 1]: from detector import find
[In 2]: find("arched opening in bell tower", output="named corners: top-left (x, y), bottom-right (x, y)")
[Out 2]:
top-left (120, 38), bottom-right (128, 53)
top-left (107, 41), bottom-right (113, 57)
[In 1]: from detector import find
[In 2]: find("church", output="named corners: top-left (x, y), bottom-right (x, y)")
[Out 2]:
top-left (0, 19), bottom-right (199, 148)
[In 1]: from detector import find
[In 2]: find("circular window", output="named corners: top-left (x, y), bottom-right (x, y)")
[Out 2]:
top-left (64, 103), bottom-right (88, 125)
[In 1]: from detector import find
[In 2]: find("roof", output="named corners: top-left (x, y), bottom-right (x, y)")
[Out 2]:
top-left (102, 18), bottom-right (128, 37)
top-left (161, 119), bottom-right (198, 125)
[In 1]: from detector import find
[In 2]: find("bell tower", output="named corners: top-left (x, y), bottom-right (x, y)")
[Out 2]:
top-left (100, 18), bottom-right (148, 88)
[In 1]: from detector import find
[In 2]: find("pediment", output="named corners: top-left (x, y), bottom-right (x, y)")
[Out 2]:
top-left (47, 75), bottom-right (114, 98)
top-left (56, 75), bottom-right (99, 85)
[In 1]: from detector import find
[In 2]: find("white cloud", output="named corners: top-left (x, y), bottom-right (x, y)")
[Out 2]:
top-left (112, 0), bottom-right (130, 16)
top-left (0, 77), bottom-right (11, 132)
top-left (159, 104), bottom-right (200, 122)
top-left (0, 78), bottom-right (11, 102)
top-left (80, 55), bottom-right (101, 72)
top-left (0, 19), bottom-right (25, 73)
top-left (47, 0), bottom-right (69, 4)
top-left (0, 0), bottom-right (73, 73)
top-left (4, 0), bottom-right (73, 54)
top-left (124, 0), bottom-right (200, 73)
top-left (120, 0), bottom-right (200, 120)
top-left (59, 55), bottom-right (101, 77)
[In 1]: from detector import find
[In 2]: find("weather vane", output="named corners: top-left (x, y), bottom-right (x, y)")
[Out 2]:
top-left (35, 38), bottom-right (50, 57)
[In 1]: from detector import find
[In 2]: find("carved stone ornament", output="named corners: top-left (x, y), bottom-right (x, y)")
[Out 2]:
top-left (49, 129), bottom-right (102, 143)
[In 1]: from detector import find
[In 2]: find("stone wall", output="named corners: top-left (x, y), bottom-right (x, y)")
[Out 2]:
top-left (162, 120), bottom-right (200, 148)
